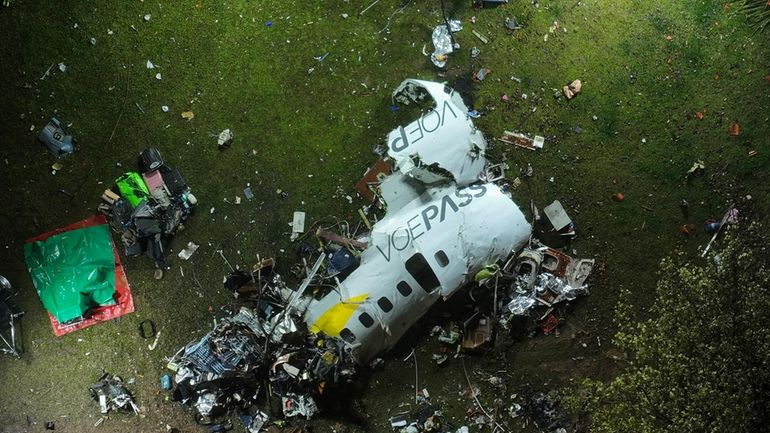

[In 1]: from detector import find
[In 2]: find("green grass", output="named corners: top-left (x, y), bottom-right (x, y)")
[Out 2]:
top-left (1, 1), bottom-right (769, 432)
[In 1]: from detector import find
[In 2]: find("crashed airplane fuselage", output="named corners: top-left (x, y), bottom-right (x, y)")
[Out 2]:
top-left (303, 182), bottom-right (531, 363)
top-left (300, 79), bottom-right (532, 363)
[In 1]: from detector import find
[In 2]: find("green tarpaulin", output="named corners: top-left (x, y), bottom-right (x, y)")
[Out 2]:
top-left (24, 224), bottom-right (116, 323)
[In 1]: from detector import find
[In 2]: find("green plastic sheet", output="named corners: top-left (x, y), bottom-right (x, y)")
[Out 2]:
top-left (115, 171), bottom-right (150, 207)
top-left (24, 224), bottom-right (116, 323)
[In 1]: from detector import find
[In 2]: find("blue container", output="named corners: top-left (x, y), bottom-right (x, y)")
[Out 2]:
top-left (161, 374), bottom-right (172, 390)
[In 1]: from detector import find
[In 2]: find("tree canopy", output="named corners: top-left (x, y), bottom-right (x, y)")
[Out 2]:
top-left (575, 222), bottom-right (770, 433)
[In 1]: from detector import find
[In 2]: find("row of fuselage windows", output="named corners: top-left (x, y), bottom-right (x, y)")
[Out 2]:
top-left (339, 251), bottom-right (448, 344)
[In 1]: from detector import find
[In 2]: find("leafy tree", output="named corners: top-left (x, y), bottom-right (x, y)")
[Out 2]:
top-left (572, 222), bottom-right (770, 433)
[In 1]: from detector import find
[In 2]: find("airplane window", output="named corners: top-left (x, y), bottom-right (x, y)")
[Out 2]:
top-left (397, 281), bottom-right (412, 297)
top-left (340, 328), bottom-right (356, 343)
top-left (434, 250), bottom-right (449, 267)
top-left (405, 253), bottom-right (441, 293)
top-left (359, 312), bottom-right (374, 328)
top-left (377, 297), bottom-right (393, 312)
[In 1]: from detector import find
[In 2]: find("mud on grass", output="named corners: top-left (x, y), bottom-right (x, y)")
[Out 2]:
top-left (1, 0), bottom-right (769, 432)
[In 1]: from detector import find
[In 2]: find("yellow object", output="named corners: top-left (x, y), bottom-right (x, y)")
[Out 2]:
top-left (309, 293), bottom-right (369, 336)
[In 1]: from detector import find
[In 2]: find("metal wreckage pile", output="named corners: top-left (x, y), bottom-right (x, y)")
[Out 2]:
top-left (165, 79), bottom-right (594, 432)
top-left (98, 148), bottom-right (197, 273)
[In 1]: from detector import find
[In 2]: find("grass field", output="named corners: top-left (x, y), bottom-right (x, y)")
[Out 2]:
top-left (0, 1), bottom-right (768, 432)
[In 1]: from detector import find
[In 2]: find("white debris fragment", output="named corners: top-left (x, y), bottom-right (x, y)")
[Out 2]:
top-left (90, 37), bottom-right (97, 46)
top-left (155, 72), bottom-right (162, 80)
top-left (178, 242), bottom-right (200, 260)
top-left (161, 105), bottom-right (169, 112)
top-left (210, 207), bottom-right (215, 214)
top-left (217, 129), bottom-right (233, 148)
top-left (58, 63), bottom-right (67, 72)
top-left (146, 60), bottom-right (155, 69)
top-left (290, 211), bottom-right (306, 241)
top-left (144, 14), bottom-right (152, 21)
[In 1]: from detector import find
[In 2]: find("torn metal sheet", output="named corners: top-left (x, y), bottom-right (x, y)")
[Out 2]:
top-left (387, 79), bottom-right (488, 186)
top-left (354, 158), bottom-right (392, 204)
top-left (303, 182), bottom-right (531, 363)
top-left (379, 171), bottom-right (426, 213)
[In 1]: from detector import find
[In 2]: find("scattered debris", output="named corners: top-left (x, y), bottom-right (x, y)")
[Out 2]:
top-left (504, 16), bottom-right (520, 31)
top-left (359, 0), bottom-right (380, 15)
top-left (612, 192), bottom-right (625, 202)
top-left (686, 160), bottom-right (705, 179)
top-left (543, 200), bottom-right (576, 236)
top-left (290, 211), bottom-right (305, 241)
top-left (217, 129), bottom-right (233, 150)
top-left (499, 241), bottom-right (594, 325)
top-left (98, 148), bottom-right (197, 270)
top-left (89, 372), bottom-right (139, 415)
top-left (40, 63), bottom-right (56, 80)
top-left (472, 29), bottom-right (489, 44)
top-left (430, 20), bottom-right (462, 68)
top-left (38, 118), bottom-right (76, 156)
top-left (243, 186), bottom-right (254, 201)
top-left (562, 79), bottom-right (582, 99)
top-left (181, 111), bottom-right (195, 120)
top-left (0, 275), bottom-right (24, 358)
top-left (498, 131), bottom-right (544, 151)
top-left (158, 79), bottom-right (596, 428)
top-left (701, 206), bottom-right (738, 257)
top-left (729, 121), bottom-right (740, 136)
top-left (473, 67), bottom-right (491, 82)
top-left (178, 242), bottom-right (200, 260)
